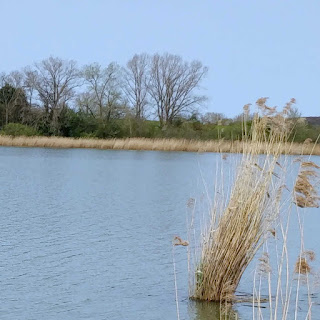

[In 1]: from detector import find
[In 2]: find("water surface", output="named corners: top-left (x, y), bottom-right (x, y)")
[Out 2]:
top-left (0, 147), bottom-right (319, 319)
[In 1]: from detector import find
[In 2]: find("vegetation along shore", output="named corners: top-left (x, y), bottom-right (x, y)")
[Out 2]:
top-left (0, 135), bottom-right (319, 155)
top-left (1, 55), bottom-right (320, 146)
top-left (1, 54), bottom-right (319, 157)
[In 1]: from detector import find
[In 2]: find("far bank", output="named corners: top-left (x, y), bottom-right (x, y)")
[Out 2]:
top-left (0, 136), bottom-right (319, 155)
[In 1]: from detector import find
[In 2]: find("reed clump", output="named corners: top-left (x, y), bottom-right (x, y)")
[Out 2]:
top-left (190, 99), bottom-right (295, 302)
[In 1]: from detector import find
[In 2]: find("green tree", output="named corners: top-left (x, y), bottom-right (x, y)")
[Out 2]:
top-left (0, 82), bottom-right (28, 127)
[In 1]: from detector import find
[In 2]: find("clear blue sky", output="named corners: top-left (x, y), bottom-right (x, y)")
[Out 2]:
top-left (1, 0), bottom-right (319, 117)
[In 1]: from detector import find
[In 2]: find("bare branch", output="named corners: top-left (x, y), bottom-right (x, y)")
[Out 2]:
top-left (147, 53), bottom-right (208, 126)
top-left (81, 62), bottom-right (123, 121)
top-left (123, 53), bottom-right (149, 119)
top-left (26, 56), bottom-right (80, 134)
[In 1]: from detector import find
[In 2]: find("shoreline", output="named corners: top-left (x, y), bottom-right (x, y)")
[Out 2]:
top-left (0, 135), bottom-right (319, 155)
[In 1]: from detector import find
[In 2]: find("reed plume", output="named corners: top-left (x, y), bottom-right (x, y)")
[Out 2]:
top-left (294, 251), bottom-right (316, 275)
top-left (294, 161), bottom-right (320, 208)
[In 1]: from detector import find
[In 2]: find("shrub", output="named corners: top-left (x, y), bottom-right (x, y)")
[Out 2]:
top-left (94, 121), bottom-right (122, 138)
top-left (1, 123), bottom-right (40, 137)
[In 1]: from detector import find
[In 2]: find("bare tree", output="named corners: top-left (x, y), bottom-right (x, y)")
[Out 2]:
top-left (76, 92), bottom-right (96, 116)
top-left (147, 53), bottom-right (208, 126)
top-left (29, 56), bottom-right (79, 133)
top-left (123, 53), bottom-right (149, 119)
top-left (81, 62), bottom-right (122, 121)
top-left (287, 105), bottom-right (301, 119)
top-left (201, 112), bottom-right (226, 124)
top-left (0, 73), bottom-right (15, 125)
top-left (286, 103), bottom-right (306, 128)
top-left (23, 67), bottom-right (38, 108)
top-left (7, 71), bottom-right (24, 88)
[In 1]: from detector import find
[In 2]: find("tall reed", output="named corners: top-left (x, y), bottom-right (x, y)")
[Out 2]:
top-left (190, 99), bottom-right (295, 302)
top-left (251, 156), bottom-right (319, 320)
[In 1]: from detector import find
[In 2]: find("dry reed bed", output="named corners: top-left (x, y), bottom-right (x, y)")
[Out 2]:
top-left (0, 135), bottom-right (319, 155)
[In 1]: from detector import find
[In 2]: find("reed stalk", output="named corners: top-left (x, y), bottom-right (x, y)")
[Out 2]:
top-left (190, 100), bottom-right (295, 302)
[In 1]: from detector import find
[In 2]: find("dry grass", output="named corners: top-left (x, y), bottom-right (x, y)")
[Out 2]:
top-left (294, 258), bottom-right (311, 275)
top-left (294, 251), bottom-right (315, 275)
top-left (190, 102), bottom-right (295, 302)
top-left (294, 161), bottom-right (320, 208)
top-left (0, 135), bottom-right (319, 155)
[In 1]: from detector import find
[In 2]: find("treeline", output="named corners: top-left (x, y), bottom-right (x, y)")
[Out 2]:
top-left (0, 54), bottom-right (319, 142)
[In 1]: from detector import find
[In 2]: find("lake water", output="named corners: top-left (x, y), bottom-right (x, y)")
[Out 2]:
top-left (0, 147), bottom-right (319, 320)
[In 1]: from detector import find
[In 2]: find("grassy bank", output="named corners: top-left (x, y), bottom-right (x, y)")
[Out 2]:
top-left (0, 135), bottom-right (319, 155)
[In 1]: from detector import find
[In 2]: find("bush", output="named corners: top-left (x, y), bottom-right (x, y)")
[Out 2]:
top-left (94, 121), bottom-right (122, 138)
top-left (59, 109), bottom-right (98, 137)
top-left (1, 123), bottom-right (40, 137)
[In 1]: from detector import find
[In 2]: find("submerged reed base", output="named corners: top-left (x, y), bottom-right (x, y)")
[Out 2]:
top-left (0, 135), bottom-right (319, 155)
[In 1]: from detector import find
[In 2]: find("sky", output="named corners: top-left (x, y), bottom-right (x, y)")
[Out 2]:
top-left (1, 0), bottom-right (319, 117)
